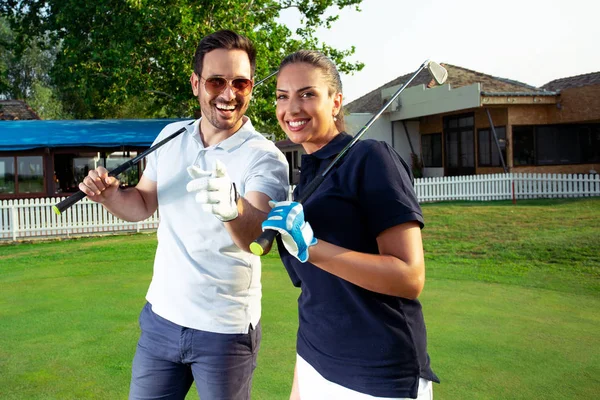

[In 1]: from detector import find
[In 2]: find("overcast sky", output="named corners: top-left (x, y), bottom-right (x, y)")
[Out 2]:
top-left (279, 0), bottom-right (598, 103)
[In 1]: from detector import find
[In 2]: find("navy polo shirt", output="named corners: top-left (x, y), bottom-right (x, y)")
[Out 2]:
top-left (277, 132), bottom-right (439, 398)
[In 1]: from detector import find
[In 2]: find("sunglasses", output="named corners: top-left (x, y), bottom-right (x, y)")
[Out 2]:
top-left (201, 76), bottom-right (253, 97)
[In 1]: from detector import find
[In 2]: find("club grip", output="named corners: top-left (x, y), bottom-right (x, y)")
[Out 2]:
top-left (52, 190), bottom-right (87, 215)
top-left (249, 229), bottom-right (278, 256)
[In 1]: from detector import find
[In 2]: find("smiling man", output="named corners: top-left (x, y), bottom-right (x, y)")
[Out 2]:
top-left (77, 30), bottom-right (289, 400)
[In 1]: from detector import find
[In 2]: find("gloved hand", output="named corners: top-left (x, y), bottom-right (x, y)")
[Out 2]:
top-left (261, 201), bottom-right (317, 263)
top-left (186, 159), bottom-right (239, 222)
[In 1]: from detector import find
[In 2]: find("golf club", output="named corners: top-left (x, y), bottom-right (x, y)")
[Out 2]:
top-left (52, 71), bottom-right (278, 215)
top-left (249, 60), bottom-right (448, 256)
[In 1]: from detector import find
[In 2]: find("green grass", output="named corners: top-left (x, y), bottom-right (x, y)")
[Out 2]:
top-left (0, 198), bottom-right (599, 399)
top-left (421, 198), bottom-right (600, 294)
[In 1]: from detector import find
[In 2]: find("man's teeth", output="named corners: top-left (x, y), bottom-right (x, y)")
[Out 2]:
top-left (289, 120), bottom-right (307, 128)
top-left (216, 104), bottom-right (235, 111)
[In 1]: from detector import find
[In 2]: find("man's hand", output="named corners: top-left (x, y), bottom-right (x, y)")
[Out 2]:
top-left (78, 166), bottom-right (120, 203)
top-left (186, 160), bottom-right (239, 222)
top-left (261, 201), bottom-right (317, 262)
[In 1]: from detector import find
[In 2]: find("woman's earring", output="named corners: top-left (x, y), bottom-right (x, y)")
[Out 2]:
top-left (333, 116), bottom-right (338, 122)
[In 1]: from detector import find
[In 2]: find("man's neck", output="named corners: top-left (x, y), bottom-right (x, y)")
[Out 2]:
top-left (199, 117), bottom-right (246, 147)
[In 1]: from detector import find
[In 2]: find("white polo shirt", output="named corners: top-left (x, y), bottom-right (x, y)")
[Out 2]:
top-left (143, 118), bottom-right (289, 334)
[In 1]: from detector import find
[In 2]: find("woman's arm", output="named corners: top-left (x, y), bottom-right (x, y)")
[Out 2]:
top-left (308, 221), bottom-right (425, 299)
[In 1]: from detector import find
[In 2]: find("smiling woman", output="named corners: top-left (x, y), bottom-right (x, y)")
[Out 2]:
top-left (275, 52), bottom-right (344, 154)
top-left (259, 50), bottom-right (440, 400)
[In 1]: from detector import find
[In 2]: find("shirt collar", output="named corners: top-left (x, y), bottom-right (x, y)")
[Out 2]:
top-left (188, 116), bottom-right (255, 151)
top-left (309, 132), bottom-right (353, 159)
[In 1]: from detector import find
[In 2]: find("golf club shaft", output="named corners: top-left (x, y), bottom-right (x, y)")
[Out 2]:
top-left (53, 123), bottom-right (192, 214)
top-left (255, 70), bottom-right (278, 86)
top-left (53, 71), bottom-right (279, 215)
top-left (250, 60), bottom-right (431, 255)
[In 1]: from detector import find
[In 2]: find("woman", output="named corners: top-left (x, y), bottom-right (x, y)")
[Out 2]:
top-left (262, 50), bottom-right (439, 399)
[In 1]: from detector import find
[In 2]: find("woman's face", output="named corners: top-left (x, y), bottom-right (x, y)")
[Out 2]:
top-left (275, 63), bottom-right (342, 154)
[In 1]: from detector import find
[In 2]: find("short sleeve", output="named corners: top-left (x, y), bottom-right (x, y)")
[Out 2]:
top-left (143, 148), bottom-right (158, 182)
top-left (244, 150), bottom-right (289, 202)
top-left (357, 141), bottom-right (423, 237)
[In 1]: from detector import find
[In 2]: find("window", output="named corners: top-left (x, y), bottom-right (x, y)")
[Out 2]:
top-left (105, 151), bottom-right (140, 188)
top-left (18, 156), bottom-right (45, 193)
top-left (444, 114), bottom-right (475, 172)
top-left (0, 156), bottom-right (44, 195)
top-left (579, 125), bottom-right (600, 163)
top-left (478, 127), bottom-right (506, 167)
top-left (513, 123), bottom-right (600, 166)
top-left (54, 150), bottom-right (141, 193)
top-left (421, 133), bottom-right (442, 167)
top-left (0, 157), bottom-right (16, 194)
top-left (513, 126), bottom-right (535, 165)
top-left (54, 152), bottom-right (99, 193)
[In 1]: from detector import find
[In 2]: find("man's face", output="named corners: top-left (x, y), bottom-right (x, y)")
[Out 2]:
top-left (191, 49), bottom-right (253, 135)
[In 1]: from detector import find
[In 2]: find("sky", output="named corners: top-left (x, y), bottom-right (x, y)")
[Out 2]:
top-left (278, 0), bottom-right (599, 103)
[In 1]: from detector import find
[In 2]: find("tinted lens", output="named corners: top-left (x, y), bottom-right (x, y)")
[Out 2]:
top-left (203, 77), bottom-right (253, 96)
top-left (205, 77), bottom-right (227, 95)
top-left (232, 78), bottom-right (253, 95)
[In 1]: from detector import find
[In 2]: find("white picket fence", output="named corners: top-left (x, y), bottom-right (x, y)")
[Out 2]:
top-left (0, 197), bottom-right (160, 241)
top-left (415, 172), bottom-right (600, 202)
top-left (1, 173), bottom-right (598, 241)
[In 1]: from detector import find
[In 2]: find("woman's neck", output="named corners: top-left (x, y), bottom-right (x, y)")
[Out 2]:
top-left (302, 130), bottom-right (341, 154)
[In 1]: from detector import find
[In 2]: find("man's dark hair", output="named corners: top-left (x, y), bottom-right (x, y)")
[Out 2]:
top-left (193, 30), bottom-right (256, 78)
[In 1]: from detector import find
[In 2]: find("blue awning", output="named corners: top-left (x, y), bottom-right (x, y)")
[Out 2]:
top-left (0, 119), bottom-right (189, 151)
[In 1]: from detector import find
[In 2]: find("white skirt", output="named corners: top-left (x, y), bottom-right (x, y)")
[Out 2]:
top-left (296, 354), bottom-right (433, 400)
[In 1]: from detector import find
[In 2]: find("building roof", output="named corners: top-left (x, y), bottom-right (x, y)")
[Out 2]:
top-left (541, 71), bottom-right (600, 91)
top-left (0, 119), bottom-right (188, 151)
top-left (0, 100), bottom-right (41, 120)
top-left (345, 64), bottom-right (551, 113)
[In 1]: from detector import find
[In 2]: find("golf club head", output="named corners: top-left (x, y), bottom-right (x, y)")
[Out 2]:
top-left (426, 61), bottom-right (448, 85)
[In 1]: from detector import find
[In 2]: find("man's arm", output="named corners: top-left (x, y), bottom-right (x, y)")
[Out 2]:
top-left (79, 167), bottom-right (158, 222)
top-left (186, 157), bottom-right (287, 254)
top-left (224, 191), bottom-right (272, 253)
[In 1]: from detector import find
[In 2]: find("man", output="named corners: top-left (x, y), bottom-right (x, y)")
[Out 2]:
top-left (78, 30), bottom-right (289, 399)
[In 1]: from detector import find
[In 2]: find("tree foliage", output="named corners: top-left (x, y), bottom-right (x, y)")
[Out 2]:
top-left (0, 16), bottom-right (52, 98)
top-left (0, 15), bottom-right (70, 119)
top-left (2, 0), bottom-right (364, 137)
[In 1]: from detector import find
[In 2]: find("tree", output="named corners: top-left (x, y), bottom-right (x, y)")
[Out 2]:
top-left (0, 15), bottom-right (70, 119)
top-left (28, 81), bottom-right (72, 119)
top-left (2, 0), bottom-right (364, 137)
top-left (1, 16), bottom-right (50, 99)
top-left (0, 17), bottom-right (10, 96)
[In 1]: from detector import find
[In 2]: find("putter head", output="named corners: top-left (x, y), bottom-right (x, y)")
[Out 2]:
top-left (426, 61), bottom-right (448, 85)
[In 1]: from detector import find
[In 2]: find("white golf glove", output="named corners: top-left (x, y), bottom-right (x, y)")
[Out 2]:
top-left (261, 201), bottom-right (317, 263)
top-left (186, 160), bottom-right (239, 222)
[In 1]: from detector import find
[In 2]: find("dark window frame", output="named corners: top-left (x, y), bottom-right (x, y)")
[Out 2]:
top-left (513, 123), bottom-right (600, 166)
top-left (421, 133), bottom-right (442, 167)
top-left (478, 126), bottom-right (507, 167)
top-left (52, 147), bottom-right (145, 195)
top-left (0, 152), bottom-right (46, 198)
top-left (443, 113), bottom-right (475, 172)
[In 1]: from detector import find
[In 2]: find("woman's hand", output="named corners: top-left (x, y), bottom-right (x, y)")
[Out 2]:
top-left (261, 201), bottom-right (317, 262)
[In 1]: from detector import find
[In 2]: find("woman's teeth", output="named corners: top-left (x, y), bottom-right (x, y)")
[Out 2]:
top-left (289, 120), bottom-right (307, 128)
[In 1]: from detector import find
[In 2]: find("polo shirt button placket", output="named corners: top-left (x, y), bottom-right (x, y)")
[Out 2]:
top-left (194, 149), bottom-right (208, 170)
